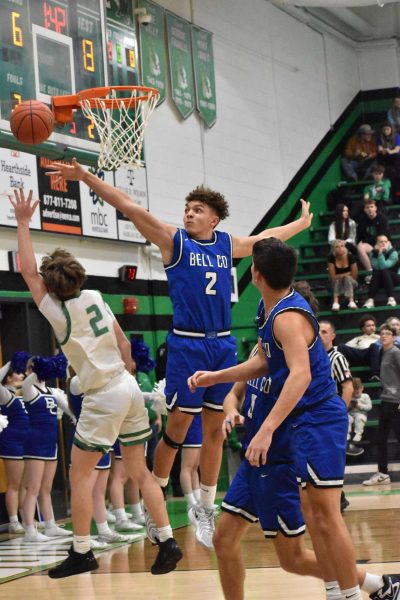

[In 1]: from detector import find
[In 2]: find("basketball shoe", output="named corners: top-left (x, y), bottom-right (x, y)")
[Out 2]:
top-left (370, 575), bottom-right (400, 599)
top-left (150, 538), bottom-right (183, 575)
top-left (188, 504), bottom-right (216, 549)
top-left (48, 546), bottom-right (98, 579)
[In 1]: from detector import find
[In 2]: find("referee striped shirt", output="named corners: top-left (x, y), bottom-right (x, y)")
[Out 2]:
top-left (327, 346), bottom-right (352, 395)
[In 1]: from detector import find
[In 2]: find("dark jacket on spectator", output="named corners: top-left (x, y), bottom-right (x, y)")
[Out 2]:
top-left (356, 213), bottom-right (389, 245)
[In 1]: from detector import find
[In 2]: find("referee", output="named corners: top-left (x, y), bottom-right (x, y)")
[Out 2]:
top-left (319, 320), bottom-right (362, 511)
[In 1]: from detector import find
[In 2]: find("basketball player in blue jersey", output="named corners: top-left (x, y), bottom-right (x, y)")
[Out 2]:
top-left (189, 238), bottom-right (400, 600)
top-left (10, 188), bottom-right (182, 578)
top-left (45, 158), bottom-right (312, 549)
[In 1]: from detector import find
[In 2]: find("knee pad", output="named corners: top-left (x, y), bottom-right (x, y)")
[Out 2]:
top-left (163, 432), bottom-right (183, 450)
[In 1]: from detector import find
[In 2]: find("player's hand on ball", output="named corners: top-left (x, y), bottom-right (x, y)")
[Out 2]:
top-left (222, 410), bottom-right (244, 438)
top-left (45, 157), bottom-right (86, 182)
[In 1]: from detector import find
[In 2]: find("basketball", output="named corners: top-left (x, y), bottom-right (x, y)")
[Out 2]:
top-left (10, 100), bottom-right (54, 145)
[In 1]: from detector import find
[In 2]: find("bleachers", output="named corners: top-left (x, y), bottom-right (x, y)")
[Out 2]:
top-left (295, 185), bottom-right (400, 467)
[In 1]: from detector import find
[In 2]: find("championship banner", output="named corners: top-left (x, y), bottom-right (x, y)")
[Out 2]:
top-left (0, 148), bottom-right (41, 230)
top-left (138, 0), bottom-right (166, 104)
top-left (37, 157), bottom-right (82, 235)
top-left (165, 12), bottom-right (195, 119)
top-left (191, 25), bottom-right (217, 127)
top-left (80, 168), bottom-right (118, 240)
top-left (114, 166), bottom-right (149, 244)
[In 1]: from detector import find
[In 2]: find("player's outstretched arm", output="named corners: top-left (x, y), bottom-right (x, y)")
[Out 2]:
top-left (45, 158), bottom-right (176, 261)
top-left (232, 199), bottom-right (313, 258)
top-left (9, 189), bottom-right (47, 307)
top-left (188, 346), bottom-right (267, 392)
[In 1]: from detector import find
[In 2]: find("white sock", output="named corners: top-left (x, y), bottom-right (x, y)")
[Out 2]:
top-left (193, 488), bottom-right (201, 502)
top-left (129, 502), bottom-right (144, 517)
top-left (9, 515), bottom-right (18, 524)
top-left (113, 508), bottom-right (128, 521)
top-left (157, 525), bottom-right (173, 543)
top-left (25, 524), bottom-right (36, 535)
top-left (341, 585), bottom-right (362, 600)
top-left (361, 573), bottom-right (384, 595)
top-left (185, 492), bottom-right (196, 507)
top-left (325, 581), bottom-right (341, 600)
top-left (73, 534), bottom-right (91, 554)
top-left (200, 484), bottom-right (217, 507)
top-left (152, 472), bottom-right (169, 488)
top-left (45, 518), bottom-right (56, 529)
top-left (96, 521), bottom-right (112, 536)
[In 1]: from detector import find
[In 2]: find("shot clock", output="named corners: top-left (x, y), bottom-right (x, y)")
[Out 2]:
top-left (119, 264), bottom-right (138, 283)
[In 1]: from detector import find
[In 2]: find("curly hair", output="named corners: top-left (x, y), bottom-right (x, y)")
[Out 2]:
top-left (39, 248), bottom-right (86, 300)
top-left (185, 186), bottom-right (229, 220)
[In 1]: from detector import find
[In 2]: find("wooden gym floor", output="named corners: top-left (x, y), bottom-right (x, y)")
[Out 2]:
top-left (1, 482), bottom-right (400, 599)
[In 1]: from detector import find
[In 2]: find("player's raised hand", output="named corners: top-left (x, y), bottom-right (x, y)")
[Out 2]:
top-left (187, 371), bottom-right (215, 392)
top-left (45, 157), bottom-right (86, 182)
top-left (8, 188), bottom-right (39, 224)
top-left (299, 199), bottom-right (313, 229)
top-left (222, 409), bottom-right (244, 438)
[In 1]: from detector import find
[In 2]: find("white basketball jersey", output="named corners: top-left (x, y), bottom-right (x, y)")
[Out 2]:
top-left (60, 290), bottom-right (125, 392)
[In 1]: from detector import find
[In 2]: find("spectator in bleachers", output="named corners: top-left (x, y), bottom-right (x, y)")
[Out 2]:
top-left (348, 377), bottom-right (372, 444)
top-left (363, 165), bottom-right (391, 215)
top-left (386, 93), bottom-right (400, 133)
top-left (363, 234), bottom-right (399, 308)
top-left (328, 239), bottom-right (358, 311)
top-left (341, 124), bottom-right (377, 182)
top-left (356, 199), bottom-right (389, 274)
top-left (328, 203), bottom-right (357, 254)
top-left (363, 324), bottom-right (400, 486)
top-left (386, 316), bottom-right (400, 337)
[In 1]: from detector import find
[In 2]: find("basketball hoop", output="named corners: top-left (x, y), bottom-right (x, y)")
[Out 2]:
top-left (52, 86), bottom-right (159, 170)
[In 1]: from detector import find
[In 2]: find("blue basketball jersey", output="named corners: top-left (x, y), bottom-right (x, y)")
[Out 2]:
top-left (257, 290), bottom-right (336, 411)
top-left (241, 370), bottom-right (292, 463)
top-left (165, 228), bottom-right (233, 332)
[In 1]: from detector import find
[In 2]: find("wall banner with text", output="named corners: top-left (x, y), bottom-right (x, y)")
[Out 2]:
top-left (165, 12), bottom-right (195, 119)
top-left (191, 25), bottom-right (217, 127)
top-left (138, 0), bottom-right (167, 104)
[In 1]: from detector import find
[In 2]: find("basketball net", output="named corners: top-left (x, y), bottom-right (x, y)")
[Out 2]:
top-left (80, 88), bottom-right (159, 171)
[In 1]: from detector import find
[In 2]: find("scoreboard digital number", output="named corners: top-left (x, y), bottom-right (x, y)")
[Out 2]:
top-left (0, 0), bottom-right (140, 155)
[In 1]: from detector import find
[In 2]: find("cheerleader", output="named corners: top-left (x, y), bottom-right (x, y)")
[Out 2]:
top-left (21, 354), bottom-right (75, 543)
top-left (0, 352), bottom-right (30, 534)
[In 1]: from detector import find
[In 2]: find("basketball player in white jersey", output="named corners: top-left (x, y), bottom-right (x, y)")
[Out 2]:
top-left (10, 188), bottom-right (182, 578)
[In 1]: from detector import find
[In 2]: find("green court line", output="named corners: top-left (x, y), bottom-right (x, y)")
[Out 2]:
top-left (345, 488), bottom-right (400, 497)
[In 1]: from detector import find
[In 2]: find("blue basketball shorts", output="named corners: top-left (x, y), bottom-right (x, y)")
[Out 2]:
top-left (221, 459), bottom-right (305, 538)
top-left (165, 333), bottom-right (237, 413)
top-left (182, 413), bottom-right (202, 447)
top-left (291, 395), bottom-right (348, 488)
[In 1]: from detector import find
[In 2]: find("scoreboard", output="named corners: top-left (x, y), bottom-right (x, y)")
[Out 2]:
top-left (0, 0), bottom-right (140, 158)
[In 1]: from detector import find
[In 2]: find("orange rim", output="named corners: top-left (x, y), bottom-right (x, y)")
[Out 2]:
top-left (52, 85), bottom-right (159, 123)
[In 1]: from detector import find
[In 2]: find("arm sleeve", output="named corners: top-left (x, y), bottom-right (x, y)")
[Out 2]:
top-left (51, 388), bottom-right (76, 423)
top-left (0, 362), bottom-right (11, 384)
top-left (376, 249), bottom-right (398, 270)
top-left (0, 386), bottom-right (13, 406)
top-left (348, 221), bottom-right (357, 244)
top-left (328, 223), bottom-right (336, 244)
top-left (22, 372), bottom-right (40, 402)
top-left (358, 393), bottom-right (372, 411)
top-left (69, 375), bottom-right (82, 396)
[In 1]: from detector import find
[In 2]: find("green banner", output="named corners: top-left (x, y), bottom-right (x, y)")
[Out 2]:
top-left (191, 25), bottom-right (217, 127)
top-left (138, 0), bottom-right (166, 104)
top-left (165, 12), bottom-right (195, 119)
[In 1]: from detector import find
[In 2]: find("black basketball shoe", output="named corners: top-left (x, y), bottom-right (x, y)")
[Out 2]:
top-left (151, 537), bottom-right (183, 575)
top-left (370, 575), bottom-right (400, 599)
top-left (48, 545), bottom-right (99, 579)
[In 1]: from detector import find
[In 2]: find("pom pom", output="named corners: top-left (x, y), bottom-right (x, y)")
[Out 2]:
top-left (10, 351), bottom-right (31, 374)
top-left (130, 338), bottom-right (155, 374)
top-left (31, 354), bottom-right (68, 381)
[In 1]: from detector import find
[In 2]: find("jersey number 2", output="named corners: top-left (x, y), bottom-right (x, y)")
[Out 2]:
top-left (205, 272), bottom-right (217, 295)
top-left (86, 304), bottom-right (109, 337)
